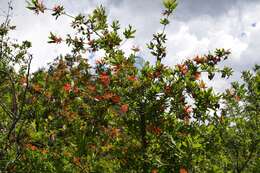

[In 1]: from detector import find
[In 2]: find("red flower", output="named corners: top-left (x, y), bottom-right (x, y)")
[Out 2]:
top-left (184, 105), bottom-right (193, 114)
top-left (120, 104), bottom-right (128, 113)
top-left (99, 72), bottom-right (110, 86)
top-left (73, 157), bottom-right (81, 166)
top-left (103, 92), bottom-right (113, 100)
top-left (73, 86), bottom-right (79, 93)
top-left (153, 127), bottom-right (162, 135)
top-left (87, 85), bottom-right (96, 92)
top-left (194, 72), bottom-right (201, 80)
top-left (63, 83), bottom-right (71, 92)
top-left (31, 145), bottom-right (37, 151)
top-left (95, 59), bottom-right (104, 65)
top-left (177, 64), bottom-right (188, 75)
top-left (180, 167), bottom-right (188, 173)
top-left (53, 5), bottom-right (62, 12)
top-left (151, 168), bottom-right (158, 173)
top-left (54, 37), bottom-right (62, 44)
top-left (49, 32), bottom-right (62, 44)
top-left (33, 84), bottom-right (42, 92)
top-left (110, 128), bottom-right (121, 138)
top-left (147, 124), bottom-right (162, 135)
top-left (87, 40), bottom-right (95, 45)
top-left (41, 149), bottom-right (48, 154)
top-left (111, 95), bottom-right (121, 103)
top-left (234, 95), bottom-right (240, 101)
top-left (128, 75), bottom-right (137, 81)
top-left (95, 95), bottom-right (103, 101)
top-left (26, 144), bottom-right (38, 151)
top-left (154, 71), bottom-right (161, 78)
top-left (193, 56), bottom-right (205, 64)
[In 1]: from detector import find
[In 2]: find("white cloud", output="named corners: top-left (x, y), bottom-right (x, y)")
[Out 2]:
top-left (164, 25), bottom-right (210, 65)
top-left (1, 0), bottom-right (259, 75)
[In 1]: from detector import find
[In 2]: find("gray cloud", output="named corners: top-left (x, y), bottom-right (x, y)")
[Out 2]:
top-left (175, 0), bottom-right (241, 20)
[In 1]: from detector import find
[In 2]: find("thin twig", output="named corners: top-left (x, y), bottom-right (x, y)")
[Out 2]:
top-left (0, 102), bottom-right (15, 118)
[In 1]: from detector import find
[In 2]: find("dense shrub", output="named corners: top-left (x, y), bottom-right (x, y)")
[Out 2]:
top-left (0, 0), bottom-right (259, 172)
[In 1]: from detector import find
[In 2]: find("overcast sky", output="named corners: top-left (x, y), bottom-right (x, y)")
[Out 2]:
top-left (1, 0), bottom-right (260, 90)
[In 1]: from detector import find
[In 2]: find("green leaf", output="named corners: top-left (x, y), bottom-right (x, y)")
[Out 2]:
top-left (163, 0), bottom-right (178, 12)
top-left (160, 18), bottom-right (170, 25)
top-left (193, 143), bottom-right (202, 149)
top-left (123, 25), bottom-right (136, 39)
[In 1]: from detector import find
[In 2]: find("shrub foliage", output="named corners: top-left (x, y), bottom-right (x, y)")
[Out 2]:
top-left (0, 0), bottom-right (259, 172)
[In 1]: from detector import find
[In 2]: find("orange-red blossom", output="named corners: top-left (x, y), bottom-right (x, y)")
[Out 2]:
top-left (99, 72), bottom-right (110, 86)
top-left (120, 104), bottom-right (128, 113)
top-left (63, 83), bottom-right (71, 92)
